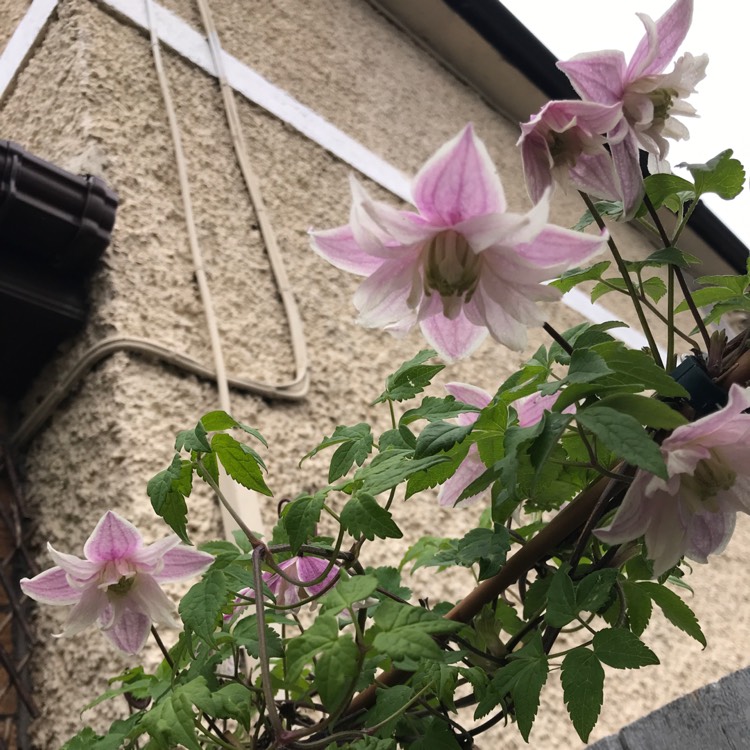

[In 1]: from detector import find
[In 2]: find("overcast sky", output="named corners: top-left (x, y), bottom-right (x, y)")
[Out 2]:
top-left (501, 0), bottom-right (750, 251)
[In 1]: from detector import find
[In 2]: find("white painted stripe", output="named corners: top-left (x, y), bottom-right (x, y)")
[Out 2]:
top-left (4, 0), bottom-right (657, 353)
top-left (99, 0), bottom-right (413, 202)
top-left (0, 0), bottom-right (58, 101)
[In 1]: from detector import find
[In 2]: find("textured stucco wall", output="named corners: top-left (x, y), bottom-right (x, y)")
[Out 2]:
top-left (1, 1), bottom-right (748, 748)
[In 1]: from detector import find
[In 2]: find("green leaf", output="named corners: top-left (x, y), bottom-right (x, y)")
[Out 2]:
top-left (365, 686), bottom-right (415, 738)
top-left (147, 454), bottom-right (192, 543)
top-left (644, 173), bottom-right (696, 210)
top-left (475, 635), bottom-right (548, 741)
top-left (199, 410), bottom-right (239, 431)
top-left (211, 433), bottom-right (272, 495)
top-left (175, 422), bottom-right (211, 452)
top-left (400, 536), bottom-right (456, 573)
top-left (231, 615), bottom-right (283, 659)
top-left (301, 424), bottom-right (373, 479)
top-left (340, 493), bottom-right (402, 541)
top-left (373, 349), bottom-right (444, 404)
top-left (594, 394), bottom-right (688, 429)
top-left (523, 576), bottom-right (552, 619)
top-left (316, 635), bottom-right (360, 710)
top-left (411, 717), bottom-right (462, 750)
top-left (545, 567), bottom-right (577, 627)
top-left (576, 405), bottom-right (667, 479)
top-left (286, 614), bottom-right (340, 681)
top-left (354, 452), bottom-right (448, 497)
top-left (622, 580), bottom-right (653, 636)
top-left (593, 628), bottom-right (659, 668)
top-left (283, 495), bottom-right (324, 554)
top-left (576, 569), bottom-right (619, 613)
top-left (413, 421), bottom-right (472, 460)
top-left (431, 527), bottom-right (511, 580)
top-left (674, 285), bottom-right (741, 313)
top-left (565, 348), bottom-right (614, 385)
top-left (561, 647), bottom-right (604, 742)
top-left (372, 600), bottom-right (461, 670)
top-left (405, 440), bottom-right (470, 499)
top-left (179, 569), bottom-right (227, 644)
top-left (591, 341), bottom-right (689, 398)
top-left (550, 261), bottom-right (611, 293)
top-left (679, 149), bottom-right (746, 200)
top-left (320, 573), bottom-right (379, 615)
top-left (470, 401), bottom-right (509, 466)
top-left (573, 200), bottom-right (623, 231)
top-left (400, 395), bottom-right (480, 425)
top-left (637, 581), bottom-right (706, 646)
top-left (645, 246), bottom-right (700, 268)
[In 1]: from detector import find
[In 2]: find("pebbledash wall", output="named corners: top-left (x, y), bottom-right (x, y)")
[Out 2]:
top-left (1, 1), bottom-right (747, 748)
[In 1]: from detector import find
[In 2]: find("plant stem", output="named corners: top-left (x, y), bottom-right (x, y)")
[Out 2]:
top-left (543, 322), bottom-right (573, 355)
top-left (579, 191), bottom-right (663, 367)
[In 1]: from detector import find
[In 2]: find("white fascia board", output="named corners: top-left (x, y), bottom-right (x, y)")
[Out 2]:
top-left (0, 0), bottom-right (59, 102)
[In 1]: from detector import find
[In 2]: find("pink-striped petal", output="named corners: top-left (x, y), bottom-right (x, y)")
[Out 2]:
top-left (309, 224), bottom-right (385, 276)
top-left (609, 135), bottom-right (645, 219)
top-left (444, 383), bottom-right (492, 411)
top-left (418, 295), bottom-right (487, 362)
top-left (595, 473), bottom-right (653, 546)
top-left (684, 511), bottom-right (735, 564)
top-left (514, 225), bottom-right (607, 272)
top-left (151, 545), bottom-right (214, 583)
top-left (438, 446), bottom-right (487, 508)
top-left (102, 609), bottom-right (151, 655)
top-left (353, 257), bottom-right (421, 330)
top-left (84, 511), bottom-right (142, 563)
top-left (128, 575), bottom-right (180, 629)
top-left (61, 584), bottom-right (108, 637)
top-left (627, 0), bottom-right (693, 80)
top-left (20, 567), bottom-right (82, 605)
top-left (557, 51), bottom-right (627, 105)
top-left (412, 124), bottom-right (506, 226)
top-left (46, 545), bottom-right (99, 583)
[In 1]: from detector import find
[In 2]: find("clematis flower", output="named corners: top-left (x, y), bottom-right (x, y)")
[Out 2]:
top-left (263, 556), bottom-right (340, 608)
top-left (20, 511), bottom-right (214, 654)
top-left (310, 124), bottom-right (607, 361)
top-left (557, 0), bottom-right (707, 215)
top-left (596, 384), bottom-right (750, 576)
top-left (518, 100), bottom-right (623, 204)
top-left (438, 384), bottom-right (572, 508)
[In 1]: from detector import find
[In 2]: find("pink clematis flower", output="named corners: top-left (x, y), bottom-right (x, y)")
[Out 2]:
top-left (557, 0), bottom-right (707, 215)
top-left (518, 100), bottom-right (624, 204)
top-left (438, 384), bottom-right (571, 508)
top-left (596, 384), bottom-right (750, 576)
top-left (310, 124), bottom-right (607, 361)
top-left (20, 511), bottom-right (214, 654)
top-left (263, 556), bottom-right (340, 608)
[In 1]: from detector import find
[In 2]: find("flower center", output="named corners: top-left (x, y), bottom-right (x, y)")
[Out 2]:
top-left (647, 87), bottom-right (678, 127)
top-left (681, 449), bottom-right (737, 513)
top-left (548, 130), bottom-right (580, 168)
top-left (423, 230), bottom-right (481, 319)
top-left (107, 575), bottom-right (135, 596)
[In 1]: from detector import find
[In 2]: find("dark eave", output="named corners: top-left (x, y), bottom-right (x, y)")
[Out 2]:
top-left (369, 0), bottom-right (749, 274)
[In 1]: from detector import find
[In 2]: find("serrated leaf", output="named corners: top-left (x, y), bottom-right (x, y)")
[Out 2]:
top-left (413, 421), bottom-right (472, 460)
top-left (373, 349), bottom-right (444, 404)
top-left (316, 635), bottom-right (360, 710)
top-left (282, 495), bottom-right (324, 554)
top-left (365, 686), bottom-right (415, 738)
top-left (405, 440), bottom-right (470, 499)
top-left (179, 569), bottom-right (227, 644)
top-left (452, 527), bottom-right (510, 580)
top-left (147, 454), bottom-right (191, 543)
top-left (637, 581), bottom-right (706, 646)
top-left (622, 580), bottom-right (653, 636)
top-left (644, 173), bottom-right (696, 210)
top-left (199, 410), bottom-right (239, 431)
top-left (591, 342), bottom-right (689, 398)
top-left (561, 647), bottom-right (604, 742)
top-left (400, 395), bottom-right (480, 425)
top-left (340, 493), bottom-right (402, 541)
top-left (175, 422), bottom-right (211, 453)
top-left (550, 261), bottom-right (612, 293)
top-left (211, 433), bottom-right (272, 495)
top-left (475, 635), bottom-right (548, 741)
top-left (594, 394), bottom-right (688, 429)
top-left (645, 246), bottom-right (700, 268)
top-left (576, 405), bottom-right (667, 479)
top-left (545, 567), bottom-right (577, 627)
top-left (231, 615), bottom-right (283, 658)
top-left (575, 569), bottom-right (618, 614)
top-left (372, 600), bottom-right (461, 670)
top-left (573, 200), bottom-right (623, 231)
top-left (320, 573), bottom-right (379, 615)
top-left (679, 149), bottom-right (746, 200)
top-left (593, 628), bottom-right (659, 668)
top-left (286, 614), bottom-right (340, 681)
top-left (411, 717), bottom-right (462, 750)
top-left (674, 285), bottom-right (740, 313)
top-left (566, 349), bottom-right (614, 384)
